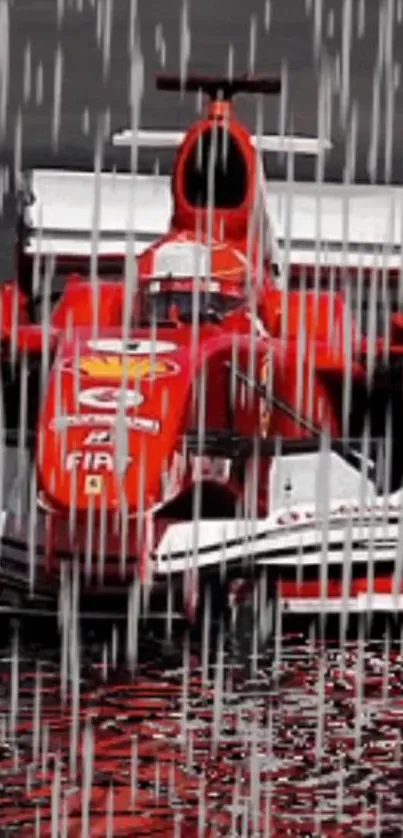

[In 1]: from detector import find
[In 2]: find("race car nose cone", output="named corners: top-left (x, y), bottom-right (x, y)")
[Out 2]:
top-left (36, 333), bottom-right (190, 514)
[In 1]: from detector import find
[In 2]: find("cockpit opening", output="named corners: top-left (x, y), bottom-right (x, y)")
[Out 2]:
top-left (183, 127), bottom-right (248, 210)
top-left (135, 276), bottom-right (244, 327)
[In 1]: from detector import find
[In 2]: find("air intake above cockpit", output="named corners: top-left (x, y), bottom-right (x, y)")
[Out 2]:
top-left (183, 127), bottom-right (248, 210)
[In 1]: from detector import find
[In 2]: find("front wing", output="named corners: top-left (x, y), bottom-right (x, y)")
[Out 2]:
top-left (155, 501), bottom-right (403, 614)
top-left (0, 447), bottom-right (402, 618)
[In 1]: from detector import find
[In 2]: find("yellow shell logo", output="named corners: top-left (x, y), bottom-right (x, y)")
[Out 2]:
top-left (79, 355), bottom-right (171, 380)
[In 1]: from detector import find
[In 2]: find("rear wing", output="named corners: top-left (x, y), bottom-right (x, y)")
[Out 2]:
top-left (113, 128), bottom-right (331, 157)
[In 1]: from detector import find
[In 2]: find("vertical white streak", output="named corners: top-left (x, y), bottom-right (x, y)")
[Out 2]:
top-left (52, 45), bottom-right (63, 150)
top-left (0, 0), bottom-right (9, 137)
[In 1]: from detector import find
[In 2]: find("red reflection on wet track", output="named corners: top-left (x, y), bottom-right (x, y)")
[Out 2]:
top-left (0, 637), bottom-right (403, 835)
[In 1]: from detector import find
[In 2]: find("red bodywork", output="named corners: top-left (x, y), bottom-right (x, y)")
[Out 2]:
top-left (0, 87), bottom-right (399, 589)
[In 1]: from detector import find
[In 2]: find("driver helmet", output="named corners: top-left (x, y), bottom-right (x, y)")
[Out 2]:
top-left (135, 274), bottom-right (245, 325)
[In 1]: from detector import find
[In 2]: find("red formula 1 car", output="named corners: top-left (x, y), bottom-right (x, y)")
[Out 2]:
top-left (1, 73), bottom-right (403, 623)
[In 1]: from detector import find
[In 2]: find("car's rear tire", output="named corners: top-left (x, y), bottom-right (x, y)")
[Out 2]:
top-left (190, 575), bottom-right (231, 641)
top-left (229, 573), bottom-right (276, 660)
top-left (0, 355), bottom-right (42, 441)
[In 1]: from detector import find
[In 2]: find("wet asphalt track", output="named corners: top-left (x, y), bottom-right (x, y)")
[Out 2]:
top-left (2, 1), bottom-right (403, 834)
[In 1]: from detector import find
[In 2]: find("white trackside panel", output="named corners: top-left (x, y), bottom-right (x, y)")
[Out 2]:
top-left (25, 170), bottom-right (172, 258)
top-left (267, 182), bottom-right (403, 270)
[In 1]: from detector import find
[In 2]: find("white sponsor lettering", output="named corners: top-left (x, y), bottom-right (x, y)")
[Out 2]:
top-left (149, 279), bottom-right (221, 294)
top-left (275, 500), bottom-right (400, 528)
top-left (191, 456), bottom-right (231, 483)
top-left (84, 430), bottom-right (112, 446)
top-left (79, 387), bottom-right (144, 411)
top-left (86, 339), bottom-right (177, 355)
top-left (161, 453), bottom-right (231, 503)
top-left (280, 595), bottom-right (403, 614)
top-left (50, 415), bottom-right (160, 433)
top-left (65, 451), bottom-right (132, 473)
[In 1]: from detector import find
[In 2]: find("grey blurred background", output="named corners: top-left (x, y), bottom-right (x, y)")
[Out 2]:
top-left (0, 0), bottom-right (401, 276)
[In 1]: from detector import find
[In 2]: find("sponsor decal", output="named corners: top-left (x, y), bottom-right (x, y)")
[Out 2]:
top-left (279, 594), bottom-right (403, 614)
top-left (149, 278), bottom-right (221, 294)
top-left (278, 578), bottom-right (403, 613)
top-left (79, 387), bottom-right (144, 411)
top-left (85, 475), bottom-right (103, 495)
top-left (275, 500), bottom-right (401, 528)
top-left (276, 510), bottom-right (303, 526)
top-left (86, 339), bottom-right (177, 355)
top-left (161, 454), bottom-right (231, 503)
top-left (84, 430), bottom-right (112, 446)
top-left (77, 354), bottom-right (179, 380)
top-left (191, 455), bottom-right (231, 484)
top-left (66, 451), bottom-right (132, 473)
top-left (50, 414), bottom-right (160, 433)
